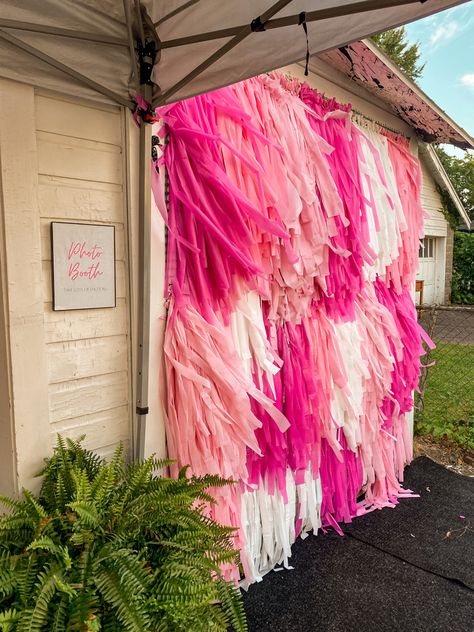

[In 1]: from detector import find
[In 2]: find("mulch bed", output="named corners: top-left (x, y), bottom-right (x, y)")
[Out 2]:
top-left (414, 434), bottom-right (474, 476)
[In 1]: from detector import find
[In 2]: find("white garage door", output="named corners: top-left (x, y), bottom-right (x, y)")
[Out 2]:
top-left (416, 237), bottom-right (437, 304)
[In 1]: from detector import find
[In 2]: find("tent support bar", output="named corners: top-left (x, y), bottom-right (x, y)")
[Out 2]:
top-left (0, 17), bottom-right (127, 46)
top-left (135, 0), bottom-right (147, 47)
top-left (123, 0), bottom-right (140, 87)
top-left (153, 0), bottom-right (294, 106)
top-left (0, 29), bottom-right (134, 108)
top-left (135, 113), bottom-right (152, 462)
top-left (158, 0), bottom-right (425, 50)
top-left (155, 0), bottom-right (201, 27)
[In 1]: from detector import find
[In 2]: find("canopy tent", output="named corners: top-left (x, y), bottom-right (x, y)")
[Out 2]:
top-left (0, 0), bottom-right (469, 458)
top-left (0, 1), bottom-right (469, 109)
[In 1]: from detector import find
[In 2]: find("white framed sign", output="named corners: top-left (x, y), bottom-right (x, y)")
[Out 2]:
top-left (51, 222), bottom-right (116, 311)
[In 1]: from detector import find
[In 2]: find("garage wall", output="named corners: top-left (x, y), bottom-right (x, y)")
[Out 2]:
top-left (0, 79), bottom-right (133, 494)
top-left (419, 158), bottom-right (448, 238)
top-left (418, 157), bottom-right (448, 304)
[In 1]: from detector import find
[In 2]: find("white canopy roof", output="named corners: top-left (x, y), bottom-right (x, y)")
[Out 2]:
top-left (0, 1), bottom-right (469, 109)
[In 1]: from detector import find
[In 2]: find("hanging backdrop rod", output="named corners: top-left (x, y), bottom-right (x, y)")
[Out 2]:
top-left (0, 29), bottom-right (134, 108)
top-left (156, 0), bottom-right (426, 49)
top-left (352, 108), bottom-right (408, 137)
top-left (0, 17), bottom-right (127, 46)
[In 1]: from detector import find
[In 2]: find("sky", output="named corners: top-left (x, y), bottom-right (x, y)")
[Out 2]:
top-left (404, 2), bottom-right (474, 156)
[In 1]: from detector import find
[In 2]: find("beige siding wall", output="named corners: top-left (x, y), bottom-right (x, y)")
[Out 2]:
top-left (0, 80), bottom-right (51, 492)
top-left (35, 94), bottom-right (132, 460)
top-left (419, 158), bottom-right (447, 238)
top-left (0, 197), bottom-right (15, 496)
top-left (419, 157), bottom-right (450, 304)
top-left (0, 80), bottom-right (133, 494)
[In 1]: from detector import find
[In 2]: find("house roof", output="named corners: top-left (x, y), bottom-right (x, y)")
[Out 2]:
top-left (319, 39), bottom-right (474, 150)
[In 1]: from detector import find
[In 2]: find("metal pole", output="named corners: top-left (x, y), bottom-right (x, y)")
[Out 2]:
top-left (135, 80), bottom-right (153, 461)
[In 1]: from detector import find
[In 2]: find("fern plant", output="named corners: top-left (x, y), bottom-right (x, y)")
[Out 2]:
top-left (0, 436), bottom-right (247, 632)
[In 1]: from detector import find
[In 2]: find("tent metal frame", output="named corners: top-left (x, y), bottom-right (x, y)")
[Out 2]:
top-left (152, 0), bottom-right (427, 105)
top-left (135, 108), bottom-right (152, 461)
top-left (154, 0), bottom-right (294, 106)
top-left (157, 0), bottom-right (427, 49)
top-left (0, 29), bottom-right (134, 107)
top-left (122, 0), bottom-right (154, 461)
top-left (0, 17), bottom-right (127, 46)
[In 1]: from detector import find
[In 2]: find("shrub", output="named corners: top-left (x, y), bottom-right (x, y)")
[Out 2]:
top-left (452, 231), bottom-right (474, 305)
top-left (0, 437), bottom-right (247, 632)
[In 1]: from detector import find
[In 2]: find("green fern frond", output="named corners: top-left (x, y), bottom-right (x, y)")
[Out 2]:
top-left (21, 490), bottom-right (47, 522)
top-left (52, 574), bottom-right (76, 598)
top-left (67, 589), bottom-right (99, 632)
top-left (25, 565), bottom-right (59, 632)
top-left (0, 436), bottom-right (247, 632)
top-left (0, 496), bottom-right (24, 513)
top-left (67, 501), bottom-right (102, 531)
top-left (50, 594), bottom-right (69, 632)
top-left (0, 607), bottom-right (19, 632)
top-left (91, 445), bottom-right (124, 507)
top-left (216, 579), bottom-right (248, 632)
top-left (94, 566), bottom-right (149, 632)
top-left (71, 468), bottom-right (93, 503)
top-left (27, 536), bottom-right (71, 570)
top-left (16, 556), bottom-right (39, 607)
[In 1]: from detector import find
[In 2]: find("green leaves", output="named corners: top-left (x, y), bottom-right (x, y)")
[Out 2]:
top-left (0, 436), bottom-right (246, 631)
top-left (436, 147), bottom-right (474, 226)
top-left (371, 27), bottom-right (425, 82)
top-left (0, 608), bottom-right (19, 632)
top-left (26, 537), bottom-right (71, 570)
top-left (452, 232), bottom-right (474, 305)
top-left (415, 342), bottom-right (474, 449)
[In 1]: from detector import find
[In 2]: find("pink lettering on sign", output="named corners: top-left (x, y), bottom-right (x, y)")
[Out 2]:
top-left (67, 241), bottom-right (104, 282)
top-left (68, 262), bottom-right (103, 281)
top-left (67, 241), bottom-right (103, 261)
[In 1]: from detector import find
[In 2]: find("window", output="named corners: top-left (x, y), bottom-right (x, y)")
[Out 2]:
top-left (419, 237), bottom-right (435, 259)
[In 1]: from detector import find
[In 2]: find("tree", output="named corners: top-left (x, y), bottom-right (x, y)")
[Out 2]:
top-left (436, 146), bottom-right (474, 223)
top-left (372, 27), bottom-right (425, 82)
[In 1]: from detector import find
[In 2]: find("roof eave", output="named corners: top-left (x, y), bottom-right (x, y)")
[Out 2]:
top-left (362, 38), bottom-right (474, 150)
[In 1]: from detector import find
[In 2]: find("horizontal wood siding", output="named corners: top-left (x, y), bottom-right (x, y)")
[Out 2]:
top-left (420, 158), bottom-right (447, 237)
top-left (35, 94), bottom-right (131, 455)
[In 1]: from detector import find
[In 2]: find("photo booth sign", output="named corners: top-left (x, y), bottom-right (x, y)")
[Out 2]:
top-left (51, 222), bottom-right (116, 310)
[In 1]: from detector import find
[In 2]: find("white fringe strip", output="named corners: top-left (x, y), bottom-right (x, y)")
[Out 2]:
top-left (240, 467), bottom-right (322, 588)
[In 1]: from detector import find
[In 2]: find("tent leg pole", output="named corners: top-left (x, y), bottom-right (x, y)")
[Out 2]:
top-left (135, 119), bottom-right (152, 462)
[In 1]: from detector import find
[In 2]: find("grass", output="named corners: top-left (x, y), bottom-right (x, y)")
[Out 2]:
top-left (415, 342), bottom-right (474, 450)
